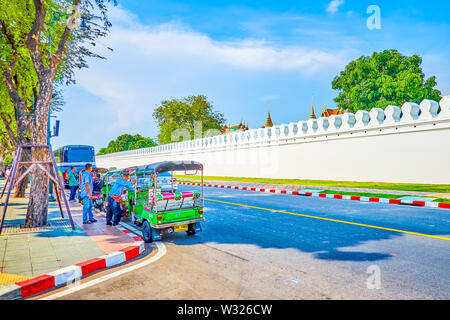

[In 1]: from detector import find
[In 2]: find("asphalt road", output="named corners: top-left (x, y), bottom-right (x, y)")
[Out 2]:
top-left (37, 185), bottom-right (450, 300)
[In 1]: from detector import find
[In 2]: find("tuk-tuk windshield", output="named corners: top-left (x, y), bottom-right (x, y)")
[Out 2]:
top-left (137, 175), bottom-right (152, 186)
top-left (135, 160), bottom-right (203, 175)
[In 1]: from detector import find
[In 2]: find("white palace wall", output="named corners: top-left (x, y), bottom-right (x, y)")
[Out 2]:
top-left (96, 97), bottom-right (450, 184)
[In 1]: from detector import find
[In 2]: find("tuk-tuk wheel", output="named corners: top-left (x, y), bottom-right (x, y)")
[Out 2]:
top-left (186, 224), bottom-right (196, 236)
top-left (142, 220), bottom-right (153, 243)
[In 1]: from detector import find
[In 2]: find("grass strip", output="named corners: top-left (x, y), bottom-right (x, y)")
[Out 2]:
top-left (177, 178), bottom-right (450, 203)
top-left (175, 175), bottom-right (450, 193)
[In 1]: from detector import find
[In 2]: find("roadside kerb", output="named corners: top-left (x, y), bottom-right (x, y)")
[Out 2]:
top-left (179, 182), bottom-right (450, 210)
top-left (0, 210), bottom-right (145, 300)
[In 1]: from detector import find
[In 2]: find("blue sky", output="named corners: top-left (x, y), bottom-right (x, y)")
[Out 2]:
top-left (52, 0), bottom-right (450, 152)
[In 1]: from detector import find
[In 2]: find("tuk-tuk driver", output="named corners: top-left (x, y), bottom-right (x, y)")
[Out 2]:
top-left (106, 171), bottom-right (136, 226)
top-left (80, 164), bottom-right (97, 224)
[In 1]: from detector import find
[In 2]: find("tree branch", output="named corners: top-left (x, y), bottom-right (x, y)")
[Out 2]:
top-left (0, 112), bottom-right (18, 148)
top-left (3, 55), bottom-right (22, 105)
top-left (50, 0), bottom-right (81, 70)
top-left (25, 0), bottom-right (47, 80)
top-left (0, 20), bottom-right (17, 51)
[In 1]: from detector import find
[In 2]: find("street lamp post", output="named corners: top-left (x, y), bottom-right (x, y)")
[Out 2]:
top-left (48, 111), bottom-right (56, 202)
top-left (48, 94), bottom-right (60, 202)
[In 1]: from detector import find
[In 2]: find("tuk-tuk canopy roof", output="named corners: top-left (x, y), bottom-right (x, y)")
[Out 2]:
top-left (103, 166), bottom-right (138, 177)
top-left (93, 167), bottom-right (108, 174)
top-left (135, 160), bottom-right (203, 174)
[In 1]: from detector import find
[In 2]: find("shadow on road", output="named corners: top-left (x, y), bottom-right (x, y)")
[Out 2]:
top-left (160, 187), bottom-right (450, 263)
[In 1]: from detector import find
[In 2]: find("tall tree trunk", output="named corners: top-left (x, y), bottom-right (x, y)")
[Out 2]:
top-left (25, 72), bottom-right (53, 227)
top-left (24, 0), bottom-right (78, 227)
top-left (24, 149), bottom-right (49, 227)
top-left (3, 58), bottom-right (31, 198)
top-left (13, 103), bottom-right (31, 198)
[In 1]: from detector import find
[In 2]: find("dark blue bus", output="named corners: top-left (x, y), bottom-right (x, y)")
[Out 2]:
top-left (54, 145), bottom-right (96, 185)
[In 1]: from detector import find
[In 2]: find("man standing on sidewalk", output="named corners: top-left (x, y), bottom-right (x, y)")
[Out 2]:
top-left (106, 171), bottom-right (136, 226)
top-left (80, 164), bottom-right (97, 225)
top-left (68, 167), bottom-right (79, 201)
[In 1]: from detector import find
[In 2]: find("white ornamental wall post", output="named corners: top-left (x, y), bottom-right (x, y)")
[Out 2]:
top-left (317, 117), bottom-right (330, 133)
top-left (368, 108), bottom-right (385, 126)
top-left (257, 128), bottom-right (265, 142)
top-left (306, 118), bottom-right (318, 134)
top-left (354, 110), bottom-right (370, 128)
top-left (384, 105), bottom-right (402, 124)
top-left (288, 122), bottom-right (298, 137)
top-left (298, 121), bottom-right (308, 135)
top-left (419, 99), bottom-right (439, 120)
top-left (273, 125), bottom-right (281, 140)
top-left (263, 127), bottom-right (271, 141)
top-left (439, 95), bottom-right (450, 118)
top-left (400, 102), bottom-right (420, 122)
top-left (341, 113), bottom-right (356, 129)
top-left (329, 115), bottom-right (343, 131)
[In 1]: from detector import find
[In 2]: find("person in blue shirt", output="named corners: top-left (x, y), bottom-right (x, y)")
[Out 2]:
top-left (80, 164), bottom-right (97, 224)
top-left (106, 171), bottom-right (136, 226)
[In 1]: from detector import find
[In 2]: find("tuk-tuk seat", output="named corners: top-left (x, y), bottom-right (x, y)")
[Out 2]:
top-left (150, 191), bottom-right (200, 212)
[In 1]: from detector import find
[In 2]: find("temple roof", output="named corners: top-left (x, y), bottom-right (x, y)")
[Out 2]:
top-left (264, 109), bottom-right (274, 127)
top-left (321, 106), bottom-right (344, 118)
top-left (309, 104), bottom-right (317, 120)
top-left (222, 121), bottom-right (249, 133)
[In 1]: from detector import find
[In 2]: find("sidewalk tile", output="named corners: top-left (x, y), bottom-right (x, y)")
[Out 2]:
top-left (29, 250), bottom-right (55, 258)
top-left (5, 240), bottom-right (28, 246)
top-left (32, 269), bottom-right (56, 277)
top-left (31, 261), bottom-right (60, 270)
top-left (4, 247), bottom-right (29, 255)
top-left (29, 255), bottom-right (58, 264)
top-left (4, 254), bottom-right (30, 262)
top-left (4, 258), bottom-right (31, 266)
top-left (29, 246), bottom-right (53, 253)
top-left (0, 181), bottom-right (138, 285)
top-left (3, 266), bottom-right (33, 276)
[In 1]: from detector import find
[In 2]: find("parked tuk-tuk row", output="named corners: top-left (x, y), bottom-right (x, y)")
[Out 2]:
top-left (100, 160), bottom-right (205, 243)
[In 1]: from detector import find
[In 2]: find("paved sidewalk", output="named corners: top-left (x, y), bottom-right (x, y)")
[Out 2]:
top-left (201, 180), bottom-right (450, 199)
top-left (0, 181), bottom-right (136, 286)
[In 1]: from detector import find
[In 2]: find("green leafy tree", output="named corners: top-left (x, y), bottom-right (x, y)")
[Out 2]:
top-left (97, 134), bottom-right (158, 155)
top-left (153, 95), bottom-right (226, 144)
top-left (332, 50), bottom-right (442, 113)
top-left (4, 154), bottom-right (12, 167)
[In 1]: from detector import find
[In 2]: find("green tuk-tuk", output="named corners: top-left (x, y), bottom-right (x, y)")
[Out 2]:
top-left (102, 161), bottom-right (204, 242)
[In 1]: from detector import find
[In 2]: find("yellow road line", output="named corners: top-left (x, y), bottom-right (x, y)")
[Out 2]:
top-left (205, 198), bottom-right (450, 241)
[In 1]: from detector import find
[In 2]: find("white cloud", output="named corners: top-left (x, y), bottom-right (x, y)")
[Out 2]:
top-left (326, 0), bottom-right (345, 14)
top-left (104, 17), bottom-right (343, 74)
top-left (73, 6), bottom-right (347, 132)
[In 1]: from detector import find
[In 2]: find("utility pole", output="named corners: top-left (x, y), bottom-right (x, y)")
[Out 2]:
top-left (48, 111), bottom-right (56, 202)
top-left (47, 94), bottom-right (60, 202)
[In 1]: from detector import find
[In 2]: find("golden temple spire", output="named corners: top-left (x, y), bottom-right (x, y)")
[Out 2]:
top-left (265, 104), bottom-right (274, 127)
top-left (309, 97), bottom-right (317, 119)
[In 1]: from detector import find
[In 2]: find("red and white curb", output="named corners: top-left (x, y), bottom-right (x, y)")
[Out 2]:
top-left (179, 182), bottom-right (450, 210)
top-left (0, 218), bottom-right (145, 300)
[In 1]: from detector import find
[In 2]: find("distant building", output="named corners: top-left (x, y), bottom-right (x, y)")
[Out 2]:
top-left (309, 103), bottom-right (317, 119)
top-left (222, 121), bottom-right (249, 133)
top-left (320, 106), bottom-right (345, 117)
top-left (309, 99), bottom-right (344, 119)
top-left (261, 107), bottom-right (274, 128)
